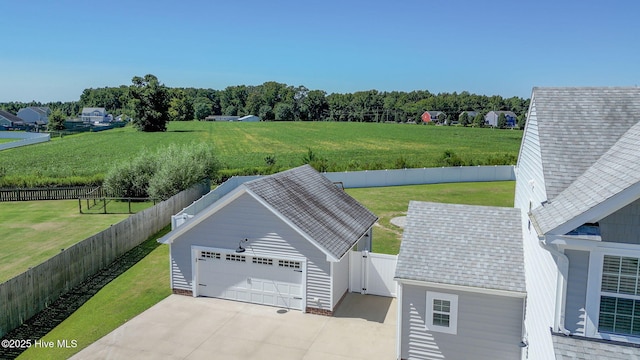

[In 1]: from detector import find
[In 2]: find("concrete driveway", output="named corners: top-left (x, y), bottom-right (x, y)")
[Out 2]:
top-left (70, 293), bottom-right (396, 360)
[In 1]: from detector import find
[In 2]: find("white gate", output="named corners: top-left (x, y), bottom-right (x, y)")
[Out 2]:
top-left (349, 250), bottom-right (398, 297)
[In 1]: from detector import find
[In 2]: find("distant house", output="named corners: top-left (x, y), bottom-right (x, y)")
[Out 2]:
top-left (0, 110), bottom-right (25, 129)
top-left (205, 115), bottom-right (260, 122)
top-left (421, 111), bottom-right (445, 124)
top-left (238, 115), bottom-right (260, 122)
top-left (81, 108), bottom-right (111, 123)
top-left (458, 110), bottom-right (477, 121)
top-left (485, 110), bottom-right (517, 128)
top-left (17, 106), bottom-right (50, 125)
top-left (395, 201), bottom-right (526, 360)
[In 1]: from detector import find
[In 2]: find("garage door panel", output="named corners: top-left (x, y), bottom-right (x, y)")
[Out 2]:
top-left (196, 250), bottom-right (304, 310)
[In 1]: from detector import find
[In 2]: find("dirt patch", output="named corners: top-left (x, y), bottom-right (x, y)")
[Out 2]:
top-left (30, 222), bottom-right (61, 231)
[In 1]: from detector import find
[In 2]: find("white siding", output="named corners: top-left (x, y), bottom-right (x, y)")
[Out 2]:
top-left (514, 100), bottom-right (558, 359)
top-left (399, 284), bottom-right (525, 360)
top-left (169, 192), bottom-right (333, 311)
top-left (332, 252), bottom-right (350, 307)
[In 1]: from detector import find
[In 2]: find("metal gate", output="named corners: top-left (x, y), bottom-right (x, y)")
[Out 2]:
top-left (349, 250), bottom-right (398, 297)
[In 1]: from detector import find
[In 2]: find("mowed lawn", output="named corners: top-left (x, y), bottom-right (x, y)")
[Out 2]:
top-left (0, 201), bottom-right (133, 283)
top-left (15, 181), bottom-right (515, 359)
top-left (0, 122), bottom-right (522, 187)
top-left (346, 181), bottom-right (515, 254)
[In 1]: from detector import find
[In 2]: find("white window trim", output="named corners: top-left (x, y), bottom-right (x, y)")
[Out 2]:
top-left (426, 291), bottom-right (458, 335)
top-left (585, 249), bottom-right (640, 344)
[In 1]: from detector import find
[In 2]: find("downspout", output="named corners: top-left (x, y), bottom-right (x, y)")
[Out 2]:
top-left (538, 235), bottom-right (571, 335)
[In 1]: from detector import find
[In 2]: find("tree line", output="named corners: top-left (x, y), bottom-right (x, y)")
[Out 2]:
top-left (0, 74), bottom-right (530, 127)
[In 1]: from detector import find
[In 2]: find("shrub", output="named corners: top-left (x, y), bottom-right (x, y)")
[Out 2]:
top-left (103, 151), bottom-right (159, 197)
top-left (148, 143), bottom-right (219, 200)
top-left (438, 150), bottom-right (465, 167)
top-left (103, 143), bottom-right (219, 200)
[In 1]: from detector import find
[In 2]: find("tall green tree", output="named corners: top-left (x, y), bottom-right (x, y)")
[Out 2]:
top-left (459, 112), bottom-right (469, 127)
top-left (168, 90), bottom-right (194, 121)
top-left (497, 113), bottom-right (507, 129)
top-left (193, 97), bottom-right (213, 120)
top-left (129, 74), bottom-right (170, 132)
top-left (474, 113), bottom-right (485, 128)
top-left (47, 109), bottom-right (66, 131)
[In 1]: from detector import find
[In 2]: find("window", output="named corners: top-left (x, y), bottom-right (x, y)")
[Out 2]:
top-left (225, 254), bottom-right (246, 262)
top-left (599, 255), bottom-right (640, 336)
top-left (426, 291), bottom-right (458, 334)
top-left (200, 251), bottom-right (220, 259)
top-left (278, 260), bottom-right (301, 269)
top-left (252, 257), bottom-right (273, 265)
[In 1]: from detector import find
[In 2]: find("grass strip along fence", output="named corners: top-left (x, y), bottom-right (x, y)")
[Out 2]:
top-left (0, 182), bottom-right (209, 342)
top-left (0, 228), bottom-right (169, 360)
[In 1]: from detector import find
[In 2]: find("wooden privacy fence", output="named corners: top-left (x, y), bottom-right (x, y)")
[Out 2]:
top-left (0, 186), bottom-right (102, 201)
top-left (0, 181), bottom-right (209, 338)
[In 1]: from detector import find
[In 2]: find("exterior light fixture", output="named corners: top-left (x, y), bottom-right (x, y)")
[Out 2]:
top-left (236, 238), bottom-right (248, 253)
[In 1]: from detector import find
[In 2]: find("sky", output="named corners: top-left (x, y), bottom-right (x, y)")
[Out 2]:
top-left (1, 0), bottom-right (639, 102)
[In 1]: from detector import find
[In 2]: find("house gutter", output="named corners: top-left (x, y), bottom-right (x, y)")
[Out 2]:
top-left (538, 234), bottom-right (571, 335)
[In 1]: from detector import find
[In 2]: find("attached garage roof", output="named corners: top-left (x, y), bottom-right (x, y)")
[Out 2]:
top-left (244, 165), bottom-right (378, 260)
top-left (395, 201), bottom-right (525, 294)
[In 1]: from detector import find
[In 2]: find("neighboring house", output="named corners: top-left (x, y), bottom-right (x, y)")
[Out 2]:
top-left (17, 106), bottom-right (49, 125)
top-left (421, 111), bottom-right (445, 124)
top-left (458, 110), bottom-right (477, 123)
top-left (205, 115), bottom-right (241, 121)
top-left (395, 201), bottom-right (526, 360)
top-left (0, 110), bottom-right (25, 129)
top-left (485, 110), bottom-right (517, 128)
top-left (238, 115), bottom-right (260, 122)
top-left (81, 107), bottom-right (111, 123)
top-left (158, 165), bottom-right (378, 315)
top-left (514, 87), bottom-right (640, 359)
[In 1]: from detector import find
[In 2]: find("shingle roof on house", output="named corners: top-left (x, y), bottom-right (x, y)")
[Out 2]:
top-left (395, 201), bottom-right (525, 293)
top-left (0, 110), bottom-right (24, 123)
top-left (552, 333), bottom-right (640, 360)
top-left (531, 87), bottom-right (640, 200)
top-left (81, 107), bottom-right (106, 114)
top-left (531, 119), bottom-right (640, 234)
top-left (243, 165), bottom-right (378, 260)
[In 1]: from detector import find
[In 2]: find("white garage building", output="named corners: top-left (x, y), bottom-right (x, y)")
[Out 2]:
top-left (158, 165), bottom-right (378, 315)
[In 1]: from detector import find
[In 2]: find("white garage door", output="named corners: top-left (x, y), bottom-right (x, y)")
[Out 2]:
top-left (196, 249), bottom-right (305, 310)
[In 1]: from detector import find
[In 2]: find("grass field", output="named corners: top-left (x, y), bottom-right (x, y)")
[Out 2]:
top-left (0, 121), bottom-right (522, 187)
top-left (13, 181), bottom-right (515, 359)
top-left (346, 181), bottom-right (515, 254)
top-left (0, 138), bottom-right (16, 143)
top-left (0, 201), bottom-right (146, 283)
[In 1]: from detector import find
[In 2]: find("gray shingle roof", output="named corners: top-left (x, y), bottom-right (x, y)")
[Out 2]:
top-left (532, 87), bottom-right (640, 200)
top-left (0, 110), bottom-right (24, 123)
top-left (394, 201), bottom-right (525, 293)
top-left (553, 332), bottom-right (640, 360)
top-left (244, 165), bottom-right (378, 260)
top-left (531, 119), bottom-right (640, 234)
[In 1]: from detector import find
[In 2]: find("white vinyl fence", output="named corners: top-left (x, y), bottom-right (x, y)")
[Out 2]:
top-left (349, 250), bottom-right (398, 297)
top-left (0, 132), bottom-right (50, 150)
